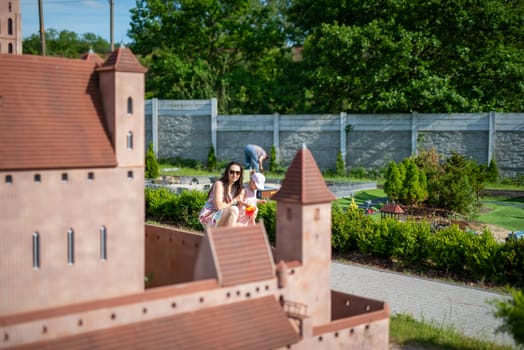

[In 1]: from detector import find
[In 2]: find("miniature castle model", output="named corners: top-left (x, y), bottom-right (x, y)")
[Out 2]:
top-left (0, 0), bottom-right (22, 54)
top-left (0, 49), bottom-right (389, 348)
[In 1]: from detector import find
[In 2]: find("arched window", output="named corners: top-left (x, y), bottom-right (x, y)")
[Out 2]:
top-left (8, 43), bottom-right (13, 54)
top-left (127, 131), bottom-right (133, 149)
top-left (127, 97), bottom-right (133, 115)
top-left (9, 2), bottom-right (12, 12)
top-left (8, 18), bottom-right (13, 35)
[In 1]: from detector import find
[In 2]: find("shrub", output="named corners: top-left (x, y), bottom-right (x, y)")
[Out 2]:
top-left (257, 201), bottom-right (276, 243)
top-left (270, 145), bottom-right (277, 172)
top-left (145, 187), bottom-right (174, 219)
top-left (462, 230), bottom-right (499, 281)
top-left (349, 166), bottom-right (366, 179)
top-left (331, 203), bottom-right (355, 252)
top-left (336, 151), bottom-right (346, 176)
top-left (145, 142), bottom-right (160, 179)
top-left (487, 159), bottom-right (499, 183)
top-left (491, 289), bottom-right (524, 346)
top-left (389, 220), bottom-right (431, 266)
top-left (495, 238), bottom-right (524, 287)
top-left (207, 146), bottom-right (217, 171)
top-left (427, 225), bottom-right (469, 273)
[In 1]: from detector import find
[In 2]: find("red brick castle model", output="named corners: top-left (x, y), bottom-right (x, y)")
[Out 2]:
top-left (0, 20), bottom-right (389, 350)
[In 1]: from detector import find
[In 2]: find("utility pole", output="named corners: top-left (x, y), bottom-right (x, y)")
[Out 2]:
top-left (38, 0), bottom-right (46, 55)
top-left (109, 0), bottom-right (114, 51)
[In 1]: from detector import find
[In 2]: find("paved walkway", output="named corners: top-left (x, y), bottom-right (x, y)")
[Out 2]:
top-left (331, 261), bottom-right (516, 348)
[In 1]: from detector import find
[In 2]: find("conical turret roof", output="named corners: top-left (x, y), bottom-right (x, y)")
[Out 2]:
top-left (272, 146), bottom-right (336, 204)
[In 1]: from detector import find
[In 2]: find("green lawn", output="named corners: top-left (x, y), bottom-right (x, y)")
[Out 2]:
top-left (475, 199), bottom-right (524, 232)
top-left (390, 314), bottom-right (514, 350)
top-left (336, 189), bottom-right (524, 233)
top-left (337, 189), bottom-right (386, 209)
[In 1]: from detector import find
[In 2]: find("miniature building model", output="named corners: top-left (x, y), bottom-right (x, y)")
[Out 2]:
top-left (380, 202), bottom-right (405, 220)
top-left (0, 0), bottom-right (22, 54)
top-left (0, 49), bottom-right (389, 349)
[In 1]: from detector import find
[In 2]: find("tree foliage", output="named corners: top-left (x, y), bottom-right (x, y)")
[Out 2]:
top-left (128, 0), bottom-right (295, 113)
top-left (23, 29), bottom-right (110, 57)
top-left (27, 1), bottom-right (524, 114)
top-left (290, 0), bottom-right (524, 113)
top-left (384, 161), bottom-right (403, 202)
top-left (384, 151), bottom-right (493, 215)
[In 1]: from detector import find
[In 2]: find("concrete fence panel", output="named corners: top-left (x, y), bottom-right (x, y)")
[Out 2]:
top-left (145, 98), bottom-right (524, 177)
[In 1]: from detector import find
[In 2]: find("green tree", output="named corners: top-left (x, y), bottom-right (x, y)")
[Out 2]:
top-left (437, 152), bottom-right (476, 214)
top-left (487, 159), bottom-right (499, 183)
top-left (129, 0), bottom-right (291, 113)
top-left (384, 161), bottom-right (403, 202)
top-left (402, 158), bottom-right (427, 206)
top-left (469, 161), bottom-right (490, 204)
top-left (290, 0), bottom-right (524, 113)
top-left (23, 29), bottom-right (110, 57)
top-left (145, 142), bottom-right (160, 179)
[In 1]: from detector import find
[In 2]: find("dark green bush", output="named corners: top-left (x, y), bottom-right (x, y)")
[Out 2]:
top-left (145, 187), bottom-right (174, 219)
top-left (145, 188), bottom-right (206, 230)
top-left (463, 230), bottom-right (500, 281)
top-left (160, 157), bottom-right (205, 170)
top-left (171, 190), bottom-right (207, 231)
top-left (145, 142), bottom-right (160, 179)
top-left (492, 289), bottom-right (524, 346)
top-left (427, 225), bottom-right (469, 273)
top-left (207, 146), bottom-right (217, 171)
top-left (258, 201), bottom-right (276, 243)
top-left (496, 238), bottom-right (524, 286)
top-left (331, 204), bottom-right (354, 252)
top-left (269, 145), bottom-right (277, 172)
top-left (389, 219), bottom-right (431, 266)
top-left (144, 188), bottom-right (523, 288)
top-left (332, 205), bottom-right (374, 254)
top-left (336, 151), bottom-right (346, 176)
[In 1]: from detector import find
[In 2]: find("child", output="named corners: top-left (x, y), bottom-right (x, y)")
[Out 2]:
top-left (239, 172), bottom-right (266, 225)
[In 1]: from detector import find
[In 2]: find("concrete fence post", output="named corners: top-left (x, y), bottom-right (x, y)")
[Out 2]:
top-left (152, 98), bottom-right (159, 157)
top-left (211, 98), bottom-right (218, 155)
top-left (340, 112), bottom-right (347, 167)
top-left (488, 111), bottom-right (496, 163)
top-left (273, 112), bottom-right (280, 163)
top-left (411, 111), bottom-right (418, 156)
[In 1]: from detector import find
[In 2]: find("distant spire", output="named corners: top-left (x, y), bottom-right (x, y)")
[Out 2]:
top-left (302, 143), bottom-right (307, 150)
top-left (88, 46), bottom-right (94, 54)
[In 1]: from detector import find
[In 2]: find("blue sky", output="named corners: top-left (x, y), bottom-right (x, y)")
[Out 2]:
top-left (21, 0), bottom-right (136, 43)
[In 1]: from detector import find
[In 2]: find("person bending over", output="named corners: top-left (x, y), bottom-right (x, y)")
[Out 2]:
top-left (244, 144), bottom-right (268, 172)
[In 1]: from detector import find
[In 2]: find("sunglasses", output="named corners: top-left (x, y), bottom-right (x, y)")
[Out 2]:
top-left (229, 170), bottom-right (241, 176)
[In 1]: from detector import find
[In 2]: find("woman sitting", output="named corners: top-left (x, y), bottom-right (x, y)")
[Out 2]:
top-left (199, 161), bottom-right (245, 227)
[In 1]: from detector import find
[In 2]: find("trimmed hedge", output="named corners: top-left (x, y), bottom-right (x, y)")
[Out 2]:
top-left (145, 188), bottom-right (523, 287)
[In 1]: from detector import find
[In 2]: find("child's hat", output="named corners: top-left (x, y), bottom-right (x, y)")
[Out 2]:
top-left (251, 172), bottom-right (265, 190)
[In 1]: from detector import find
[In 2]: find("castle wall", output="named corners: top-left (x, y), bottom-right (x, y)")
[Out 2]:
top-left (144, 224), bottom-right (203, 288)
top-left (0, 167), bottom-right (144, 316)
